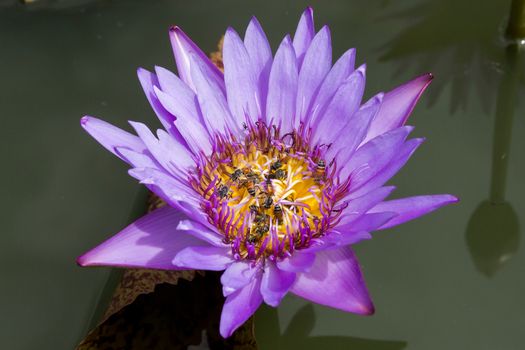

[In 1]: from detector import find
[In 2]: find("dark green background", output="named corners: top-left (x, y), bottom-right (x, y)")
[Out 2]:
top-left (1, 0), bottom-right (524, 349)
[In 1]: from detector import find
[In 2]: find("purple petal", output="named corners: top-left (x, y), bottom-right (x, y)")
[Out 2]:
top-left (190, 52), bottom-right (240, 134)
top-left (307, 48), bottom-right (356, 126)
top-left (277, 251), bottom-right (316, 273)
top-left (80, 116), bottom-right (147, 164)
top-left (321, 231), bottom-right (372, 247)
top-left (223, 27), bottom-right (261, 123)
top-left (115, 147), bottom-right (157, 169)
top-left (339, 126), bottom-right (413, 188)
top-left (221, 261), bottom-right (260, 296)
top-left (348, 137), bottom-right (425, 200)
top-left (169, 26), bottom-right (224, 93)
top-left (176, 219), bottom-right (226, 247)
top-left (128, 167), bottom-right (205, 228)
top-left (130, 167), bottom-right (212, 231)
top-left (369, 195), bottom-right (459, 230)
top-left (154, 86), bottom-right (212, 155)
top-left (338, 186), bottom-right (396, 226)
top-left (129, 121), bottom-right (193, 177)
top-left (260, 262), bottom-right (296, 307)
top-left (266, 35), bottom-right (298, 127)
top-left (295, 25), bottom-right (332, 128)
top-left (364, 73), bottom-right (433, 143)
top-left (339, 212), bottom-right (398, 233)
top-left (77, 205), bottom-right (206, 269)
top-left (244, 16), bottom-right (272, 113)
top-left (128, 167), bottom-right (200, 208)
top-left (154, 65), bottom-right (190, 98)
top-left (292, 7), bottom-right (315, 69)
top-left (311, 65), bottom-right (365, 145)
top-left (137, 68), bottom-right (184, 143)
top-left (172, 246), bottom-right (233, 271)
top-left (325, 93), bottom-right (382, 161)
top-left (220, 275), bottom-right (263, 338)
top-left (291, 246), bottom-right (374, 314)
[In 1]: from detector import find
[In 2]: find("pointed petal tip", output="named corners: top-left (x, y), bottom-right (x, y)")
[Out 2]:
top-left (225, 26), bottom-right (237, 35)
top-left (76, 254), bottom-right (88, 267)
top-left (404, 125), bottom-right (415, 133)
top-left (248, 15), bottom-right (261, 26)
top-left (220, 325), bottom-right (234, 339)
top-left (447, 194), bottom-right (460, 203)
top-left (360, 301), bottom-right (375, 315)
top-left (303, 6), bottom-right (314, 16)
top-left (319, 24), bottom-right (331, 36)
top-left (169, 25), bottom-right (181, 33)
top-left (75, 250), bottom-right (107, 268)
top-left (415, 72), bottom-right (434, 87)
top-left (80, 115), bottom-right (90, 126)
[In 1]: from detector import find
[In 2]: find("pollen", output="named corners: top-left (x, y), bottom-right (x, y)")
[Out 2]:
top-left (190, 122), bottom-right (343, 260)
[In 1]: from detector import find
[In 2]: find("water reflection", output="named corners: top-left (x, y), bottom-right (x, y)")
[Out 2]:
top-left (466, 43), bottom-right (522, 277)
top-left (379, 0), bottom-right (510, 113)
top-left (256, 304), bottom-right (407, 350)
top-left (507, 0), bottom-right (525, 39)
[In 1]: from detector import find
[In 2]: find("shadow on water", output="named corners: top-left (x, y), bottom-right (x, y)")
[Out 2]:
top-left (256, 304), bottom-right (407, 350)
top-left (378, 0), bottom-right (524, 277)
top-left (465, 42), bottom-right (522, 277)
top-left (378, 0), bottom-right (517, 113)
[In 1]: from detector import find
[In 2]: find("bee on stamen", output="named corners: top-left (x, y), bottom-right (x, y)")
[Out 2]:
top-left (273, 204), bottom-right (283, 220)
top-left (247, 224), bottom-right (269, 244)
top-left (258, 192), bottom-right (274, 209)
top-left (270, 160), bottom-right (283, 171)
top-left (246, 181), bottom-right (258, 196)
top-left (314, 159), bottom-right (326, 182)
top-left (265, 172), bottom-right (275, 184)
top-left (274, 168), bottom-right (287, 180)
top-left (254, 212), bottom-right (268, 224)
top-left (216, 184), bottom-right (232, 200)
top-left (246, 172), bottom-right (260, 183)
top-left (230, 168), bottom-right (243, 182)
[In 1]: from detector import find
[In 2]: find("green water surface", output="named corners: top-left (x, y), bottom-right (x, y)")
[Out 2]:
top-left (1, 0), bottom-right (524, 349)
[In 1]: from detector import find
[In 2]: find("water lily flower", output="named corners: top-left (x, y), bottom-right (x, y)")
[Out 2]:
top-left (78, 8), bottom-right (457, 338)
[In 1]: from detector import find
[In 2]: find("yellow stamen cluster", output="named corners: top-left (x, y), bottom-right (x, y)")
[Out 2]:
top-left (191, 124), bottom-right (331, 259)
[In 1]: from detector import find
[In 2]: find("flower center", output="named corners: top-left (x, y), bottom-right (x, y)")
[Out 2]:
top-left (191, 122), bottom-right (344, 260)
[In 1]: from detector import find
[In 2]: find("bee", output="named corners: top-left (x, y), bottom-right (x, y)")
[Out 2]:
top-left (245, 171), bottom-right (260, 183)
top-left (258, 192), bottom-right (273, 209)
top-left (246, 234), bottom-right (258, 244)
top-left (230, 168), bottom-right (243, 181)
top-left (270, 160), bottom-right (283, 171)
top-left (255, 224), bottom-right (270, 236)
top-left (273, 204), bottom-right (283, 220)
top-left (265, 172), bottom-right (275, 184)
top-left (274, 169), bottom-right (287, 180)
top-left (314, 159), bottom-right (326, 181)
top-left (249, 204), bottom-right (259, 213)
top-left (216, 184), bottom-right (232, 200)
top-left (245, 181), bottom-right (258, 196)
top-left (254, 212), bottom-right (268, 224)
top-left (247, 224), bottom-right (269, 244)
